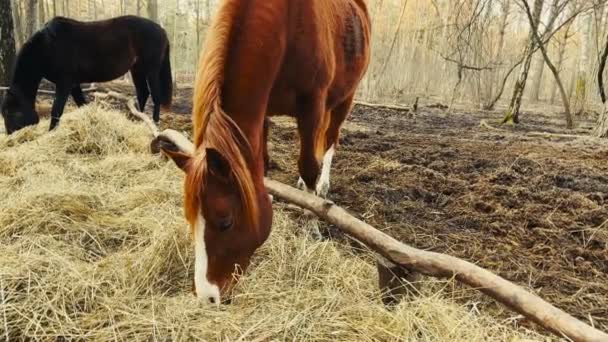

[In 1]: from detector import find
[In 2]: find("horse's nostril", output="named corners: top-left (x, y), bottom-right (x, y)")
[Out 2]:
top-left (208, 296), bottom-right (216, 304)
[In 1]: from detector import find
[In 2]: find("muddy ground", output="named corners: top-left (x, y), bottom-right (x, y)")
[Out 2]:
top-left (37, 82), bottom-right (608, 333)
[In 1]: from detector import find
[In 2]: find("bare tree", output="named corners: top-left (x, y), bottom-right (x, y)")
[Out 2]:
top-left (528, 0), bottom-right (561, 102)
top-left (521, 0), bottom-right (572, 128)
top-left (503, 0), bottom-right (544, 125)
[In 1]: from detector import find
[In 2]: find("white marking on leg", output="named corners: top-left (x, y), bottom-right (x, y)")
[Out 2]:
top-left (194, 213), bottom-right (220, 306)
top-left (316, 145), bottom-right (335, 198)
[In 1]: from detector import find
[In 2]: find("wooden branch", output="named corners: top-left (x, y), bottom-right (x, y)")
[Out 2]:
top-left (93, 91), bottom-right (159, 136)
top-left (526, 131), bottom-right (589, 139)
top-left (264, 179), bottom-right (608, 342)
top-left (479, 120), bottom-right (507, 132)
top-left (354, 100), bottom-right (411, 112)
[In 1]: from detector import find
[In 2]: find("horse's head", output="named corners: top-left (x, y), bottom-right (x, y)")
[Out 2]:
top-left (1, 88), bottom-right (39, 135)
top-left (158, 135), bottom-right (272, 304)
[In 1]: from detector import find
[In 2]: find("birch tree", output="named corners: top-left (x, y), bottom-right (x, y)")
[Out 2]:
top-left (573, 11), bottom-right (592, 115)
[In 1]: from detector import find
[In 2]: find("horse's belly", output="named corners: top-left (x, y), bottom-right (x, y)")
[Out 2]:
top-left (267, 88), bottom-right (297, 117)
top-left (76, 54), bottom-right (135, 83)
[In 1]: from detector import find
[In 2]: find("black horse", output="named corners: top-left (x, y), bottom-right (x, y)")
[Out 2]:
top-left (1, 16), bottom-right (172, 135)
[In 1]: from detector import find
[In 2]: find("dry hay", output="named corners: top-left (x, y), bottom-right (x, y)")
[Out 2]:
top-left (0, 106), bottom-right (543, 341)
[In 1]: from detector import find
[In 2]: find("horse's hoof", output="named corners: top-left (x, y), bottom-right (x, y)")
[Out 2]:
top-left (268, 194), bottom-right (274, 203)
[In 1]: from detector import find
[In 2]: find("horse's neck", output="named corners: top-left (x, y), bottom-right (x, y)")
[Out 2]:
top-left (13, 76), bottom-right (41, 108)
top-left (12, 45), bottom-right (44, 105)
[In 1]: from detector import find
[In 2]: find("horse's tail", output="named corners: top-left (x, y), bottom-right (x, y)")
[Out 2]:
top-left (159, 44), bottom-right (173, 111)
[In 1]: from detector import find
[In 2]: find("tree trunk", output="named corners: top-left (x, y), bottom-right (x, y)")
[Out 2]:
top-left (0, 0), bottom-right (17, 96)
top-left (136, 0), bottom-right (141, 16)
top-left (147, 0), bottom-right (158, 22)
top-left (483, 0), bottom-right (510, 110)
top-left (38, 0), bottom-right (45, 28)
top-left (596, 102), bottom-right (608, 137)
top-left (25, 0), bottom-right (37, 39)
top-left (573, 12), bottom-right (592, 116)
top-left (550, 34), bottom-right (568, 105)
top-left (595, 31), bottom-right (608, 137)
top-left (52, 0), bottom-right (56, 17)
top-left (503, 0), bottom-right (543, 125)
top-left (529, 0), bottom-right (560, 102)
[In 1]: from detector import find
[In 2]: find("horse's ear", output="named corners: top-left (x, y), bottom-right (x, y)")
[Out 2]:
top-left (161, 147), bottom-right (191, 172)
top-left (206, 148), bottom-right (231, 178)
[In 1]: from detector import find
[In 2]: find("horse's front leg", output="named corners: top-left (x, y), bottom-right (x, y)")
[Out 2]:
top-left (49, 84), bottom-right (72, 131)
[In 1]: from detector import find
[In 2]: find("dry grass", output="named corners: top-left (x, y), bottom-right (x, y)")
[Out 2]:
top-left (0, 106), bottom-right (545, 341)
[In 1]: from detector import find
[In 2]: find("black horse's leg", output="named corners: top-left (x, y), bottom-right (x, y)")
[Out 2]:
top-left (49, 85), bottom-right (71, 131)
top-left (71, 85), bottom-right (87, 107)
top-left (131, 67), bottom-right (150, 112)
top-left (147, 71), bottom-right (162, 125)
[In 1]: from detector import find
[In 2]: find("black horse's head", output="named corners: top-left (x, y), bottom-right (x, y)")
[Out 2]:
top-left (1, 88), bottom-right (39, 135)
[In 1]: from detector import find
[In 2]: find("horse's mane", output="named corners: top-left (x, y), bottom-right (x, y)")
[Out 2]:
top-left (188, 0), bottom-right (260, 234)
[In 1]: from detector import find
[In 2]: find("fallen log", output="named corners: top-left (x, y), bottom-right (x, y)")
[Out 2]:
top-left (108, 92), bottom-right (608, 342)
top-left (0, 86), bottom-right (97, 94)
top-left (264, 179), bottom-right (608, 342)
top-left (354, 100), bottom-right (411, 112)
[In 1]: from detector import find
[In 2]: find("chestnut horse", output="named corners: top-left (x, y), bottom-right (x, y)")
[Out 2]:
top-left (1, 16), bottom-right (172, 135)
top-left (160, 0), bottom-right (370, 304)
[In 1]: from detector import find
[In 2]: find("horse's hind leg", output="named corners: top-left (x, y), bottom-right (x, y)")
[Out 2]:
top-left (71, 85), bottom-right (87, 107)
top-left (131, 67), bottom-right (150, 112)
top-left (315, 95), bottom-right (354, 198)
top-left (296, 91), bottom-right (329, 194)
top-left (147, 72), bottom-right (162, 125)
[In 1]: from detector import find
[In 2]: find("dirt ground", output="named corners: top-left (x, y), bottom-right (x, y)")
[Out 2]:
top-left (37, 82), bottom-right (608, 333)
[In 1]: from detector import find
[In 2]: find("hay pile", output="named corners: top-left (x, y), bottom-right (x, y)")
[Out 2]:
top-left (0, 106), bottom-right (542, 340)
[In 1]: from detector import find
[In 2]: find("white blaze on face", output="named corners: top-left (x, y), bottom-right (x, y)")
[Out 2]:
top-left (194, 213), bottom-right (220, 305)
top-left (316, 144), bottom-right (335, 197)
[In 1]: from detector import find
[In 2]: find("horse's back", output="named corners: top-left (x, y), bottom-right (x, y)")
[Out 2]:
top-left (269, 0), bottom-right (371, 112)
top-left (39, 15), bottom-right (168, 83)
top-left (44, 15), bottom-right (166, 42)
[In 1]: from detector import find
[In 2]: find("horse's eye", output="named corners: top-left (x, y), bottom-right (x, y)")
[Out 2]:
top-left (218, 216), bottom-right (233, 232)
